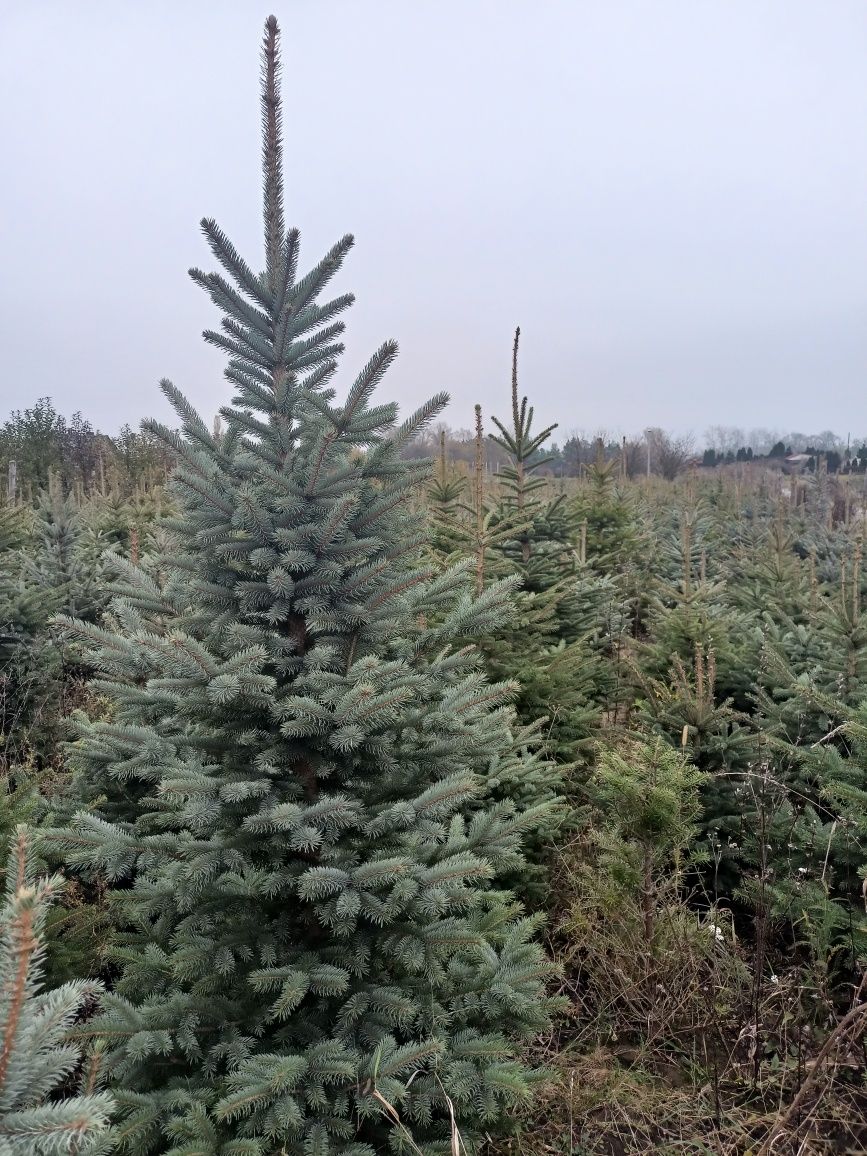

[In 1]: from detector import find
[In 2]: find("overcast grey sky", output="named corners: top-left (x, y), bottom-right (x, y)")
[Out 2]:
top-left (1, 1), bottom-right (866, 442)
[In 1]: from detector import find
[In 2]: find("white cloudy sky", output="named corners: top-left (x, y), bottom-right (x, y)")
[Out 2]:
top-left (1, 0), bottom-right (866, 442)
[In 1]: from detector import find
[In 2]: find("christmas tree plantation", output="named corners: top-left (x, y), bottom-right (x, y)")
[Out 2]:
top-left (44, 17), bottom-right (556, 1155)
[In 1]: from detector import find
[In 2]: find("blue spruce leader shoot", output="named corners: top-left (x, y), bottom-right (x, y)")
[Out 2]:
top-left (44, 14), bottom-right (560, 1156)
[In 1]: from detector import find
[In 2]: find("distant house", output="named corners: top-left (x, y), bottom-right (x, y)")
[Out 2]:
top-left (783, 453), bottom-right (813, 474)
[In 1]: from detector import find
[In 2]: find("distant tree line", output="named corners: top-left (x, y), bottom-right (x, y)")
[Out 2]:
top-left (406, 422), bottom-right (698, 480)
top-left (702, 440), bottom-right (867, 474)
top-left (3, 401), bottom-right (866, 498)
top-left (0, 397), bottom-right (170, 501)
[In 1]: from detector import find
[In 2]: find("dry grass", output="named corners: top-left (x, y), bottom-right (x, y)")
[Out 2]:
top-left (486, 1038), bottom-right (867, 1155)
top-left (481, 845), bottom-right (867, 1156)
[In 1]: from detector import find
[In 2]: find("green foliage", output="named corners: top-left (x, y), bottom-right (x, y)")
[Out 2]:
top-left (571, 450), bottom-right (643, 577)
top-left (0, 399), bottom-right (168, 502)
top-left (461, 335), bottom-right (628, 777)
top-left (0, 776), bottom-right (40, 868)
top-left (3, 370), bottom-right (867, 1153)
top-left (24, 483), bottom-right (114, 623)
top-left (4, 363), bottom-right (867, 1153)
top-left (590, 736), bottom-right (705, 903)
top-left (425, 431), bottom-right (468, 565)
top-left (0, 826), bottom-right (112, 1155)
top-left (487, 329), bottom-right (574, 595)
top-left (0, 484), bottom-right (109, 773)
top-left (0, 399), bottom-right (71, 493)
top-left (0, 505), bottom-right (40, 666)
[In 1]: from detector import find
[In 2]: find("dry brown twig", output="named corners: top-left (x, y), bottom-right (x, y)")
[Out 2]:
top-left (756, 974), bottom-right (867, 1156)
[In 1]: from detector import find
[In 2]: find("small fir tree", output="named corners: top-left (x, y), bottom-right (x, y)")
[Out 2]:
top-left (571, 442), bottom-right (643, 579)
top-left (46, 17), bottom-right (555, 1154)
top-left (24, 482), bottom-right (111, 623)
top-left (487, 329), bottom-right (573, 596)
top-left (425, 431), bottom-right (468, 566)
top-left (0, 505), bottom-right (41, 668)
top-left (475, 335), bottom-right (614, 766)
top-left (0, 502), bottom-right (70, 772)
top-left (589, 737), bottom-right (706, 945)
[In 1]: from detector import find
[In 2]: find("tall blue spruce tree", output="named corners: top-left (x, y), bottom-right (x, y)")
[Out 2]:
top-left (45, 16), bottom-right (557, 1155)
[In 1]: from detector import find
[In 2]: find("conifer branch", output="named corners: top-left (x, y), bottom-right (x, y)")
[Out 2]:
top-left (0, 847), bottom-right (35, 1098)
